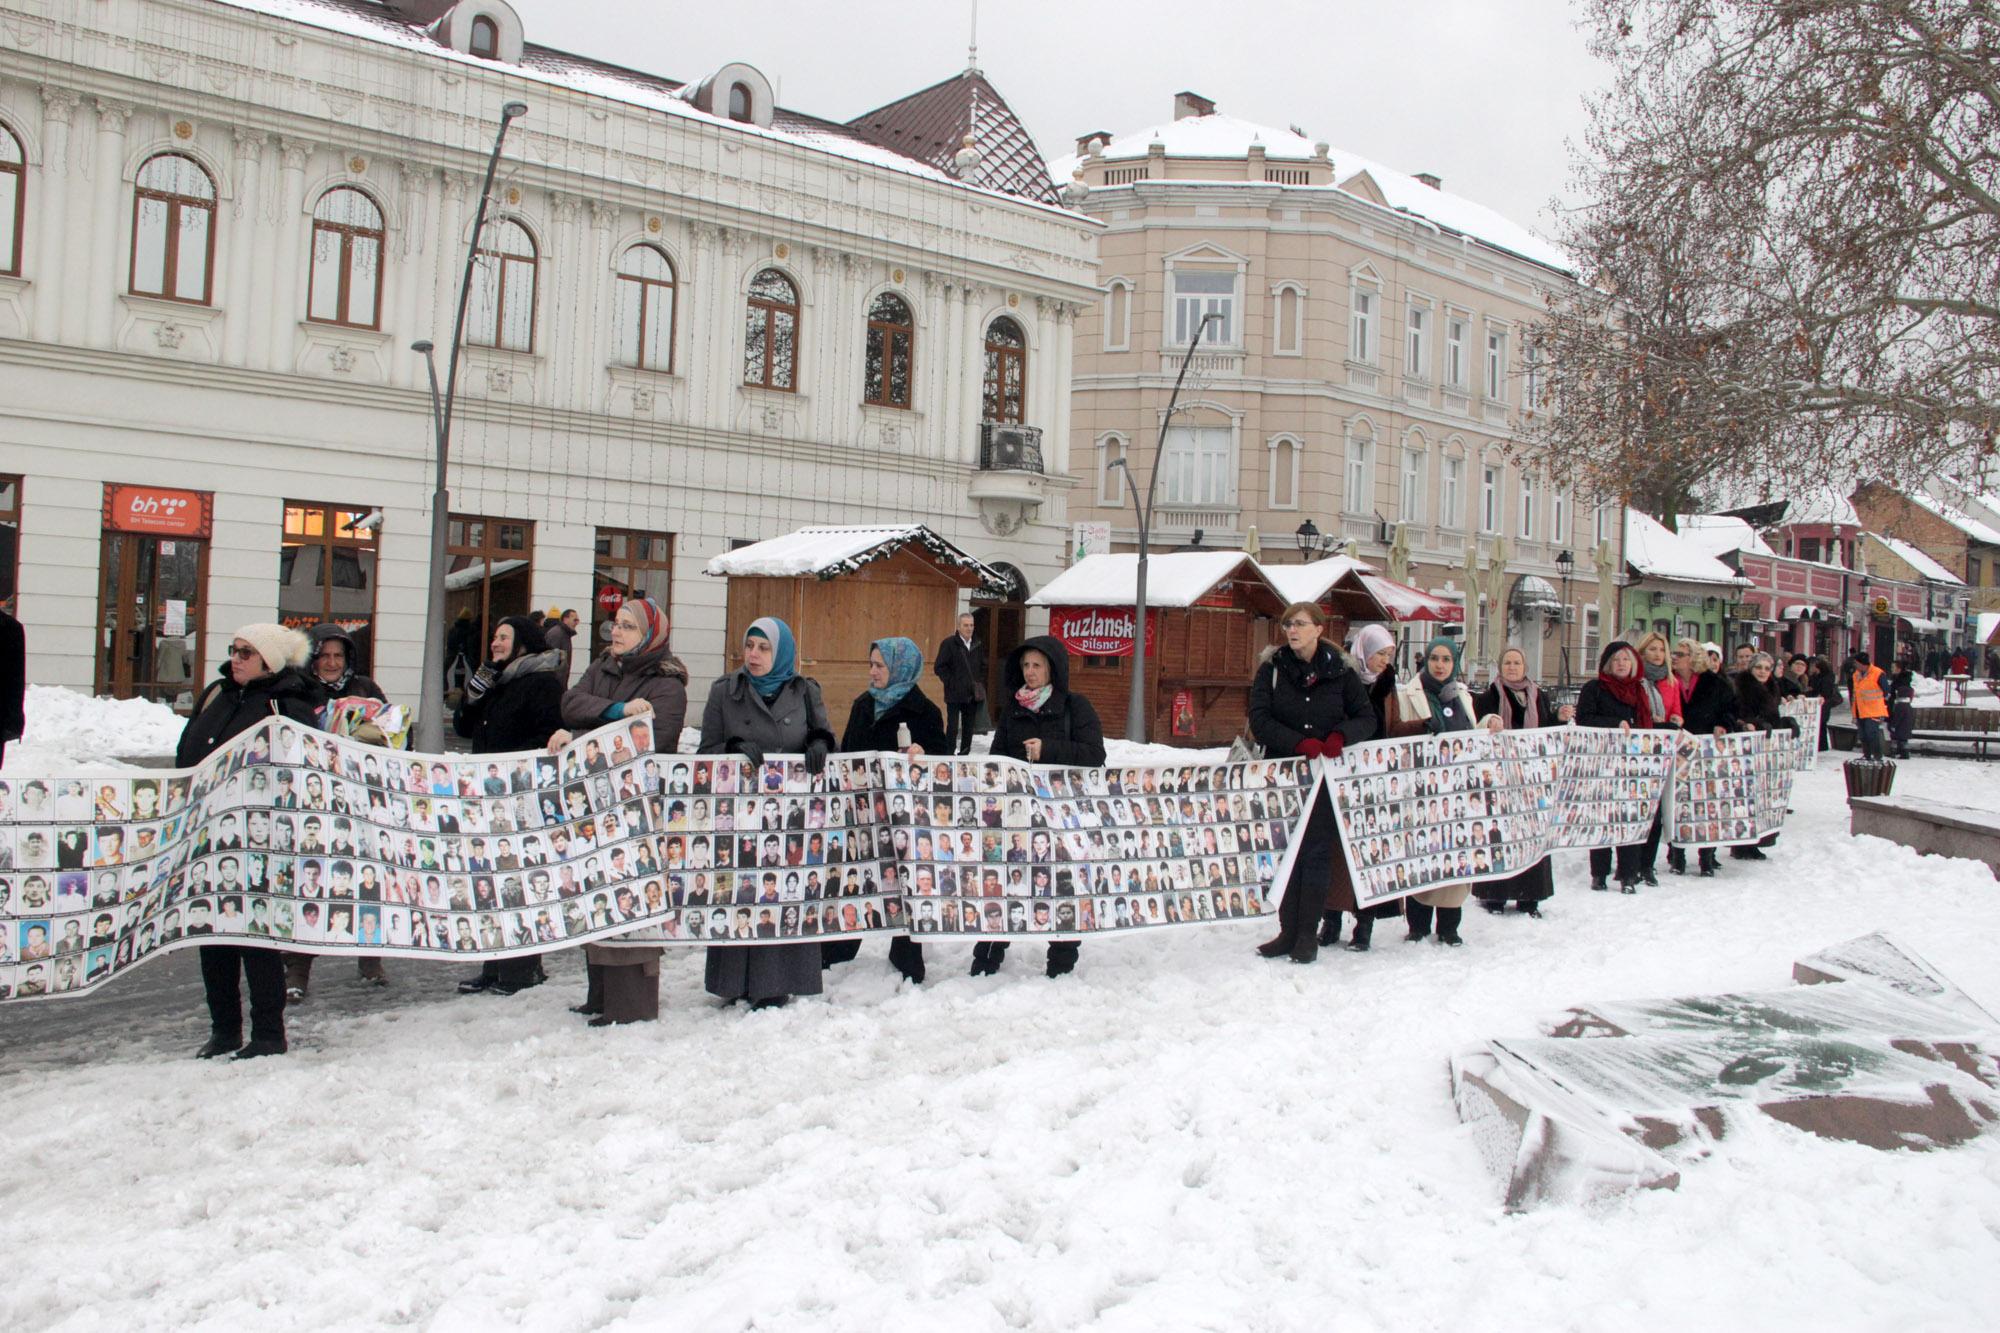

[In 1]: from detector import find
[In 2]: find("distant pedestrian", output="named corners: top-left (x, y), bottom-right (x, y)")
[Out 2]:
top-left (0, 609), bottom-right (23, 767)
top-left (934, 611), bottom-right (986, 755)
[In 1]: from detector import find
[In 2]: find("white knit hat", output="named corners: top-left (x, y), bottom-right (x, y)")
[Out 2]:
top-left (233, 623), bottom-right (310, 675)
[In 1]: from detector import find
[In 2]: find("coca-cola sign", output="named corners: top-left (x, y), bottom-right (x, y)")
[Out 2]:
top-left (1049, 606), bottom-right (1158, 657)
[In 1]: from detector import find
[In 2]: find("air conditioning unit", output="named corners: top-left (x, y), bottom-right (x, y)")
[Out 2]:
top-left (1377, 516), bottom-right (1397, 545)
top-left (979, 423), bottom-right (1045, 473)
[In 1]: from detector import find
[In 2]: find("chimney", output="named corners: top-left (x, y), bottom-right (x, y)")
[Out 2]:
top-left (1414, 172), bottom-right (1442, 190)
top-left (1173, 91), bottom-right (1216, 121)
top-left (1075, 130), bottom-right (1112, 157)
top-left (378, 0), bottom-right (458, 24)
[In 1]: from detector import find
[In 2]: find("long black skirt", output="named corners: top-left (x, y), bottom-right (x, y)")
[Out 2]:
top-left (1471, 855), bottom-right (1554, 908)
top-left (705, 942), bottom-right (823, 1003)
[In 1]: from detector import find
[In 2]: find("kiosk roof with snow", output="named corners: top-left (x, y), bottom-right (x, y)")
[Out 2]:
top-left (1029, 552), bottom-right (1285, 612)
top-left (705, 524), bottom-right (1002, 591)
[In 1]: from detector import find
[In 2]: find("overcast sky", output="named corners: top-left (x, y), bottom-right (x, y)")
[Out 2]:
top-left (523, 0), bottom-right (1609, 242)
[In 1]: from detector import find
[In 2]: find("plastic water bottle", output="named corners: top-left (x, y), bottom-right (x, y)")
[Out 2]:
top-left (896, 722), bottom-right (911, 750)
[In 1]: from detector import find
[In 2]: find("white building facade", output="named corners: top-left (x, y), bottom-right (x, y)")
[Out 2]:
top-left (0, 0), bottom-right (1095, 714)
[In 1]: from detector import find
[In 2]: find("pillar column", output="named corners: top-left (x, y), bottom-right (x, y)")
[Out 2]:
top-left (32, 86), bottom-right (78, 344)
top-left (222, 129), bottom-right (265, 366)
top-left (84, 99), bottom-right (132, 349)
top-left (389, 161), bottom-right (432, 388)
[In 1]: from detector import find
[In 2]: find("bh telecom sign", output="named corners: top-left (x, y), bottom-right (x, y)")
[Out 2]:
top-left (101, 483), bottom-right (213, 539)
top-left (1049, 606), bottom-right (1158, 658)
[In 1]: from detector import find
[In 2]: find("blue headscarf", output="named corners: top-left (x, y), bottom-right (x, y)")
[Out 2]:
top-left (868, 637), bottom-right (924, 718)
top-left (744, 617), bottom-right (797, 700)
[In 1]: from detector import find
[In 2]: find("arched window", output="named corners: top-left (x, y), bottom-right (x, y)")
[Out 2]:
top-left (468, 218), bottom-right (536, 352)
top-left (0, 124), bottom-right (23, 278)
top-left (615, 244), bottom-right (676, 371)
top-left (728, 83), bottom-right (753, 123)
top-left (863, 292), bottom-right (914, 409)
top-left (307, 187), bottom-right (385, 329)
top-left (1102, 279), bottom-right (1131, 351)
top-left (743, 268), bottom-right (799, 390)
top-left (1096, 433), bottom-right (1128, 506)
top-left (981, 316), bottom-right (1026, 424)
top-left (130, 153), bottom-right (216, 305)
top-left (469, 15), bottom-right (500, 60)
top-left (1269, 435), bottom-right (1300, 508)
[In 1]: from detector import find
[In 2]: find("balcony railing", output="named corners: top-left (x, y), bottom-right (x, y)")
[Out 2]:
top-left (979, 422), bottom-right (1044, 473)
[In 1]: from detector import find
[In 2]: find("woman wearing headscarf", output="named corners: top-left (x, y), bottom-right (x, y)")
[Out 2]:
top-left (979, 635), bottom-right (1106, 977)
top-left (175, 623), bottom-right (324, 1059)
top-left (453, 614), bottom-right (567, 996)
top-left (1319, 622), bottom-right (1402, 950)
top-left (826, 636), bottom-right (946, 982)
top-left (1247, 603), bottom-right (1376, 961)
top-left (1576, 640), bottom-right (1659, 891)
top-left (1384, 637), bottom-right (1480, 945)
top-left (1732, 650), bottom-right (1799, 861)
top-left (698, 617), bottom-right (836, 1008)
top-left (1471, 646), bottom-right (1575, 918)
top-left (546, 597), bottom-right (689, 1026)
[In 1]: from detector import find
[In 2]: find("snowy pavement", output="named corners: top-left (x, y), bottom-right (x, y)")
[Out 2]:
top-left (3, 727), bottom-right (1999, 1329)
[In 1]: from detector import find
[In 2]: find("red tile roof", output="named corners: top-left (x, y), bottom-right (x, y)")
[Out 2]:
top-left (847, 71), bottom-right (1062, 206)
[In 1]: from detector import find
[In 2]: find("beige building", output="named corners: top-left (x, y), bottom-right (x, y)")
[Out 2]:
top-left (1053, 94), bottom-right (1602, 682)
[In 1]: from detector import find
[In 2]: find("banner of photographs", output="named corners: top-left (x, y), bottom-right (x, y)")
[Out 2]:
top-left (1779, 697), bottom-right (1823, 771)
top-left (1328, 727), bottom-right (1682, 910)
top-left (1663, 729), bottom-right (1799, 850)
top-left (0, 715), bottom-right (1322, 1002)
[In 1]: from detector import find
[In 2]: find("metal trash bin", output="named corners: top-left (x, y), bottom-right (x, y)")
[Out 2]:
top-left (1843, 758), bottom-right (1897, 800)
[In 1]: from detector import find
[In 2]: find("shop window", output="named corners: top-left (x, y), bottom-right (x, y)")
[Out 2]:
top-left (446, 514), bottom-right (534, 678)
top-left (280, 502), bottom-right (380, 667)
top-left (0, 474), bottom-right (18, 615)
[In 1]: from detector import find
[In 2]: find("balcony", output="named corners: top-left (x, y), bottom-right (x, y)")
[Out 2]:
top-left (971, 422), bottom-right (1045, 537)
top-left (1159, 350), bottom-right (1244, 378)
top-left (1155, 506), bottom-right (1241, 540)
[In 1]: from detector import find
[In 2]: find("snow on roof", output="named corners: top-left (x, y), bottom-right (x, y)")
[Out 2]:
top-left (1979, 611), bottom-right (2000, 645)
top-left (1779, 489), bottom-right (1861, 527)
top-left (704, 526), bottom-right (998, 586)
top-left (1625, 511), bottom-right (1748, 586)
top-left (1048, 112), bottom-right (1571, 273)
top-left (1868, 534), bottom-right (1965, 585)
top-left (1906, 490), bottom-right (2000, 546)
top-left (1677, 515), bottom-right (1776, 560)
top-left (212, 1), bottom-right (1078, 215)
top-left (1257, 556), bottom-right (1376, 605)
top-left (1029, 552), bottom-right (1273, 608)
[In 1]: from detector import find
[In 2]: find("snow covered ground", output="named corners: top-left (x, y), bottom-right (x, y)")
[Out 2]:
top-left (3, 697), bottom-right (1999, 1330)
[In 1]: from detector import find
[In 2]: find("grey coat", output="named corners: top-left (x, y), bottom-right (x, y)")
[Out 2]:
top-left (697, 670), bottom-right (836, 1000)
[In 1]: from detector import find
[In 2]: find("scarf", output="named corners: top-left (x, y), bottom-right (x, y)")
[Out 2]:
top-left (1640, 659), bottom-right (1671, 725)
top-left (620, 597), bottom-right (672, 658)
top-left (744, 617), bottom-right (797, 701)
top-left (1015, 684), bottom-right (1053, 712)
top-left (1418, 636), bottom-right (1468, 736)
top-left (1596, 648), bottom-right (1655, 728)
top-left (1348, 624), bottom-right (1395, 684)
top-left (1493, 672), bottom-right (1543, 730)
top-left (868, 637), bottom-right (924, 718)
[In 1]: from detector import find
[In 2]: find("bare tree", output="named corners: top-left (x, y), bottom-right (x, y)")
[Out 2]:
top-left (1527, 0), bottom-right (2000, 517)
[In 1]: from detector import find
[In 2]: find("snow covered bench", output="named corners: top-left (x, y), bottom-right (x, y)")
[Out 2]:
top-left (1849, 795), bottom-right (2000, 879)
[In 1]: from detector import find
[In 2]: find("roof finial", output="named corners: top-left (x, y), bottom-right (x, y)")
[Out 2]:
top-left (967, 0), bottom-right (981, 73)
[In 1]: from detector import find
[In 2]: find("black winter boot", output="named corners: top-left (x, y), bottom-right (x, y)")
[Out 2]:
top-left (232, 1037), bottom-right (288, 1059)
top-left (1698, 849), bottom-right (1719, 877)
top-left (1346, 912), bottom-right (1375, 952)
top-left (196, 1032), bottom-right (242, 1060)
top-left (1317, 912), bottom-right (1343, 946)
top-left (1667, 847), bottom-right (1687, 876)
top-left (1590, 876), bottom-right (1610, 892)
top-left (887, 934), bottom-right (926, 984)
top-left (1404, 901), bottom-right (1434, 942)
top-left (1045, 942), bottom-right (1081, 977)
top-left (1436, 908), bottom-right (1464, 947)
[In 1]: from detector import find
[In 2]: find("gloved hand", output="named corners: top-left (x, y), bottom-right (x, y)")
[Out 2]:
top-left (1321, 733), bottom-right (1345, 760)
top-left (1295, 738), bottom-right (1325, 760)
top-left (463, 662), bottom-right (500, 703)
top-left (728, 737), bottom-right (765, 770)
top-left (804, 737), bottom-right (830, 777)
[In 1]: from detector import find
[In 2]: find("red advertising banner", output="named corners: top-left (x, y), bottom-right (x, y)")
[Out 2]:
top-left (1049, 606), bottom-right (1158, 658)
top-left (102, 484), bottom-right (213, 538)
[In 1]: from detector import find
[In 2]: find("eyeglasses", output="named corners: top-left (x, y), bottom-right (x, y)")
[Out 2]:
top-left (1671, 650), bottom-right (1690, 658)
top-left (227, 645), bottom-right (261, 661)
top-left (1281, 619), bottom-right (1317, 630)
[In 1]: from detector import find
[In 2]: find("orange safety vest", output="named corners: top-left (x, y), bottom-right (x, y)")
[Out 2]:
top-left (1851, 665), bottom-right (1888, 720)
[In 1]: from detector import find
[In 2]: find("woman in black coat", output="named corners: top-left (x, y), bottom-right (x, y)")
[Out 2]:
top-left (977, 635), bottom-right (1106, 978)
top-left (1472, 646), bottom-right (1574, 917)
top-left (825, 636), bottom-right (946, 981)
top-left (1574, 640), bottom-right (1660, 891)
top-left (174, 623), bottom-right (324, 1060)
top-left (1732, 652), bottom-right (1799, 861)
top-left (1246, 602), bottom-right (1377, 962)
top-left (452, 615), bottom-right (566, 996)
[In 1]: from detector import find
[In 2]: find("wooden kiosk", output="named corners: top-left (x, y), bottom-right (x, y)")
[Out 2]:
top-left (1029, 552), bottom-right (1291, 745)
top-left (704, 525), bottom-right (1004, 710)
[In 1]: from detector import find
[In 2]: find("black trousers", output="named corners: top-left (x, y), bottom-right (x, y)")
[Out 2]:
top-left (1276, 795), bottom-right (1336, 948)
top-left (945, 701), bottom-right (980, 755)
top-left (200, 945), bottom-right (286, 1042)
top-left (1590, 809), bottom-right (1660, 881)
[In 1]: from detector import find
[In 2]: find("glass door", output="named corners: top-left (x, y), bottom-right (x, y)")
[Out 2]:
top-left (97, 532), bottom-right (207, 710)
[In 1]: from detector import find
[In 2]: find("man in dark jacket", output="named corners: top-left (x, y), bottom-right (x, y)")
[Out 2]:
top-left (977, 635), bottom-right (1106, 978)
top-left (175, 623), bottom-right (325, 1060)
top-left (933, 612), bottom-right (985, 755)
top-left (453, 614), bottom-right (566, 996)
top-left (0, 608), bottom-right (23, 767)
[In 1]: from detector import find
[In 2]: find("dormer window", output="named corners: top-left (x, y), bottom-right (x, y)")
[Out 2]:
top-left (728, 83), bottom-right (753, 123)
top-left (469, 15), bottom-right (499, 59)
top-left (689, 63), bottom-right (775, 129)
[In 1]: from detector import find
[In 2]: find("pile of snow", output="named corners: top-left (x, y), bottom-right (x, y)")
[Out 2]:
top-left (3, 685), bottom-right (184, 775)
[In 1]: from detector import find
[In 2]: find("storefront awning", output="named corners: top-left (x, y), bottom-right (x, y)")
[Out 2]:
top-left (1361, 575), bottom-right (1464, 622)
top-left (1508, 574), bottom-right (1562, 614)
top-left (1779, 604), bottom-right (1826, 621)
top-left (1896, 615), bottom-right (1947, 634)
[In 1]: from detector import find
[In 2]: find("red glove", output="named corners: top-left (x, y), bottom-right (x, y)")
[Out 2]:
top-left (1295, 739), bottom-right (1325, 760)
top-left (1321, 733), bottom-right (1344, 760)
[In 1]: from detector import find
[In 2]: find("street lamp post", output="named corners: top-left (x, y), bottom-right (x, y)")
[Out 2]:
top-left (412, 100), bottom-right (529, 753)
top-left (1293, 519), bottom-right (1335, 562)
top-left (1107, 311), bottom-right (1222, 743)
top-left (1553, 548), bottom-right (1574, 686)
